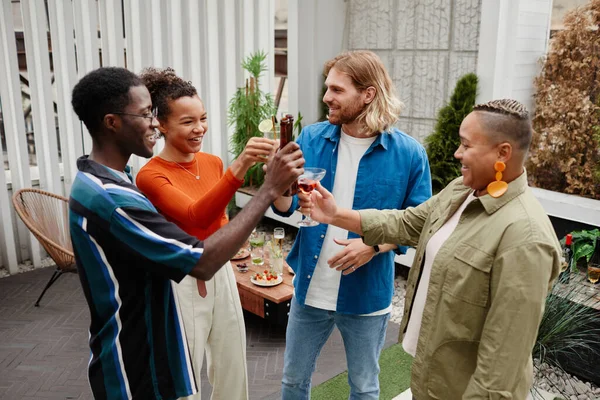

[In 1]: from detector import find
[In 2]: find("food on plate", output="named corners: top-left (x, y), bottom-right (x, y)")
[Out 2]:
top-left (254, 269), bottom-right (279, 282)
top-left (231, 248), bottom-right (250, 260)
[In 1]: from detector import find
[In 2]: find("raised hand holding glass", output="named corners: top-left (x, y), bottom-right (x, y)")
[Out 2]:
top-left (297, 168), bottom-right (326, 227)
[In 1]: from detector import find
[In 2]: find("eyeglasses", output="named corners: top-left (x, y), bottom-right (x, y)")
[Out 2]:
top-left (111, 108), bottom-right (158, 122)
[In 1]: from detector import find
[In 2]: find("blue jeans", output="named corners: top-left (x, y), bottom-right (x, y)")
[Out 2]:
top-left (282, 296), bottom-right (390, 400)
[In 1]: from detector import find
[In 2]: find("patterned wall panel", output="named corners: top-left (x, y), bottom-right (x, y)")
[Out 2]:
top-left (453, 0), bottom-right (481, 51)
top-left (349, 0), bottom-right (481, 142)
top-left (412, 119), bottom-right (436, 143)
top-left (415, 0), bottom-right (451, 50)
top-left (448, 52), bottom-right (477, 95)
top-left (411, 53), bottom-right (447, 119)
top-left (393, 52), bottom-right (415, 117)
top-left (396, 0), bottom-right (416, 49)
top-left (396, 117), bottom-right (413, 136)
top-left (373, 51), bottom-right (393, 75)
top-left (348, 0), bottom-right (393, 49)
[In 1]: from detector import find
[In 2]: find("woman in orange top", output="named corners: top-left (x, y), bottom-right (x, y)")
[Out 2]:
top-left (137, 67), bottom-right (275, 400)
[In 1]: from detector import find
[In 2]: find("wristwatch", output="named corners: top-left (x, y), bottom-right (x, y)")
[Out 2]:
top-left (373, 244), bottom-right (381, 255)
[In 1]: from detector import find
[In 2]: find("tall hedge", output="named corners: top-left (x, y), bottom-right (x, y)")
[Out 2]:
top-left (425, 73), bottom-right (478, 193)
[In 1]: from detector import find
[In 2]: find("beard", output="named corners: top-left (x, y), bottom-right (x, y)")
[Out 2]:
top-left (326, 101), bottom-right (365, 126)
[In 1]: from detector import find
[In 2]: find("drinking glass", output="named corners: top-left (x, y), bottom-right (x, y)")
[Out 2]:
top-left (297, 168), bottom-right (327, 227)
top-left (272, 227), bottom-right (285, 276)
top-left (264, 125), bottom-right (280, 140)
top-left (587, 263), bottom-right (600, 285)
top-left (249, 230), bottom-right (265, 266)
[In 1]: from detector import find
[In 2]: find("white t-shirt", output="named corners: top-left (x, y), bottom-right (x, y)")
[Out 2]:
top-left (107, 166), bottom-right (132, 184)
top-left (402, 191), bottom-right (477, 356)
top-left (305, 131), bottom-right (391, 315)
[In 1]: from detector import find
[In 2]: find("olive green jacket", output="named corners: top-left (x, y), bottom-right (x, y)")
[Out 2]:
top-left (360, 172), bottom-right (560, 400)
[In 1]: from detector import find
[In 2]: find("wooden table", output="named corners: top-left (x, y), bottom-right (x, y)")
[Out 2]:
top-left (230, 252), bottom-right (294, 325)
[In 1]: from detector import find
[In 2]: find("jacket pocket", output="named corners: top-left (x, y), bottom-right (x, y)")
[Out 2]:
top-left (442, 243), bottom-right (493, 307)
top-left (427, 340), bottom-right (479, 399)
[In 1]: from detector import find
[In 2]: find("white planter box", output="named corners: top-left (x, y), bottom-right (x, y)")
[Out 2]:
top-left (234, 190), bottom-right (416, 267)
top-left (531, 187), bottom-right (600, 227)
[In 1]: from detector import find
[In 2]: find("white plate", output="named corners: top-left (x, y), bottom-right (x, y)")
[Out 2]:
top-left (250, 275), bottom-right (283, 287)
top-left (231, 248), bottom-right (250, 261)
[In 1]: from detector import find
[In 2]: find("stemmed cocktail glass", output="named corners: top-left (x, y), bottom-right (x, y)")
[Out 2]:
top-left (297, 168), bottom-right (326, 227)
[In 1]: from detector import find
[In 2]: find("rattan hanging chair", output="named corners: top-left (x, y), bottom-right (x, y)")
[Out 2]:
top-left (12, 188), bottom-right (77, 307)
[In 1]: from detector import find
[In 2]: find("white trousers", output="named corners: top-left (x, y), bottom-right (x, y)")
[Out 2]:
top-left (176, 262), bottom-right (248, 400)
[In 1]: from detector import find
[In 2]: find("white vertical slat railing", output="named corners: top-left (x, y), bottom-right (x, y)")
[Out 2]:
top-left (21, 0), bottom-right (62, 196)
top-left (183, 0), bottom-right (209, 153)
top-left (72, 0), bottom-right (100, 155)
top-left (257, 0), bottom-right (275, 96)
top-left (98, 0), bottom-right (125, 68)
top-left (223, 0), bottom-right (241, 164)
top-left (47, 0), bottom-right (81, 193)
top-left (0, 0), bottom-right (38, 272)
top-left (205, 0), bottom-right (224, 159)
top-left (124, 0), bottom-right (153, 174)
top-left (0, 0), bottom-right (275, 273)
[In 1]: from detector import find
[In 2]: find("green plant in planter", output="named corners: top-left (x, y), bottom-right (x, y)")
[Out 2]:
top-left (424, 73), bottom-right (478, 193)
top-left (561, 229), bottom-right (600, 271)
top-left (533, 282), bottom-right (600, 398)
top-left (228, 51), bottom-right (277, 187)
top-left (294, 112), bottom-right (303, 139)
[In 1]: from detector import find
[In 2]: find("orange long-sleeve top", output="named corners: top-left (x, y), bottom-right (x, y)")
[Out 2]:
top-left (136, 152), bottom-right (244, 241)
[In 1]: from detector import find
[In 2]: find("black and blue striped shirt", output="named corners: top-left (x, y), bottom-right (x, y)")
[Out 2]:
top-left (69, 156), bottom-right (202, 399)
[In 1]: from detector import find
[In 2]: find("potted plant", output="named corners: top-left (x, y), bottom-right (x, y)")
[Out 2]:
top-left (228, 50), bottom-right (277, 188)
top-left (228, 51), bottom-right (304, 226)
top-left (561, 229), bottom-right (600, 271)
top-left (532, 281), bottom-right (600, 398)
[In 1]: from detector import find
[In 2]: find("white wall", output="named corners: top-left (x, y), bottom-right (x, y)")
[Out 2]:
top-left (476, 0), bottom-right (553, 112)
top-left (287, 0), bottom-right (347, 125)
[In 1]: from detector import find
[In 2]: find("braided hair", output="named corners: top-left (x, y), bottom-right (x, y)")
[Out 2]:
top-left (473, 99), bottom-right (532, 151)
top-left (473, 99), bottom-right (529, 120)
top-left (139, 67), bottom-right (197, 120)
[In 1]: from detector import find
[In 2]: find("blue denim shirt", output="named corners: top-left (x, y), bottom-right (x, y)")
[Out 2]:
top-left (273, 121), bottom-right (432, 314)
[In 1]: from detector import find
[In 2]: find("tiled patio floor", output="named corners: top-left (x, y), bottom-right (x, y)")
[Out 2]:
top-left (0, 266), bottom-right (399, 399)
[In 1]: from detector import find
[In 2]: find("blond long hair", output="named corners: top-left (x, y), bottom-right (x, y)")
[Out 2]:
top-left (324, 51), bottom-right (404, 133)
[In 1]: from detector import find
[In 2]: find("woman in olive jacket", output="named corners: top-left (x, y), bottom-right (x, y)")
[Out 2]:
top-left (303, 99), bottom-right (561, 400)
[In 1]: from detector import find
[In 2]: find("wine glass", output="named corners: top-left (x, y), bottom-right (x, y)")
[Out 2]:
top-left (297, 168), bottom-right (327, 227)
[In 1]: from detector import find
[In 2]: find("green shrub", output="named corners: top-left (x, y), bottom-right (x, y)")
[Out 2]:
top-left (425, 73), bottom-right (478, 193)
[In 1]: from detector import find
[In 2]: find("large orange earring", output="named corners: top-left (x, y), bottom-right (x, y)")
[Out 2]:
top-left (487, 161), bottom-right (508, 198)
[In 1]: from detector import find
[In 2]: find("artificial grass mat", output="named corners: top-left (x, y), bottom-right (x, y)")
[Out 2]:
top-left (311, 343), bottom-right (413, 400)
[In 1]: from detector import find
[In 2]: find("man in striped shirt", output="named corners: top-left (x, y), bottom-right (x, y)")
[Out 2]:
top-left (69, 67), bottom-right (304, 399)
